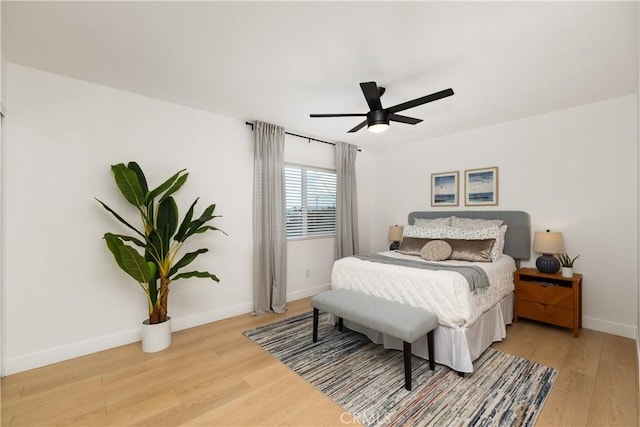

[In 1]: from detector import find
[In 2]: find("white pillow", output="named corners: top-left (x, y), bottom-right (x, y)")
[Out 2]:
top-left (451, 217), bottom-right (504, 228)
top-left (413, 217), bottom-right (452, 227)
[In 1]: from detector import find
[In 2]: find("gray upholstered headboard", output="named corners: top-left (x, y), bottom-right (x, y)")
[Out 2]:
top-left (408, 211), bottom-right (531, 262)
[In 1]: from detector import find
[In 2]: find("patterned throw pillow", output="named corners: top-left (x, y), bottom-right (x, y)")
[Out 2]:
top-left (413, 217), bottom-right (452, 227)
top-left (420, 240), bottom-right (452, 261)
top-left (402, 224), bottom-right (451, 238)
top-left (451, 217), bottom-right (504, 228)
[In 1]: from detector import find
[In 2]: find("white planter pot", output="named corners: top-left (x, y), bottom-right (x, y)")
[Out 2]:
top-left (141, 317), bottom-right (172, 353)
top-left (561, 267), bottom-right (574, 278)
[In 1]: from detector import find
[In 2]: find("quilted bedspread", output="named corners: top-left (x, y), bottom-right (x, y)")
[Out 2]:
top-left (330, 251), bottom-right (516, 328)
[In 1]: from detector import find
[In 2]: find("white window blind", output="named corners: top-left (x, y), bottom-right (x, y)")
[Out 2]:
top-left (285, 164), bottom-right (336, 239)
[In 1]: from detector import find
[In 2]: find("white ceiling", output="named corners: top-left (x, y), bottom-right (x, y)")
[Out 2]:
top-left (3, 1), bottom-right (638, 152)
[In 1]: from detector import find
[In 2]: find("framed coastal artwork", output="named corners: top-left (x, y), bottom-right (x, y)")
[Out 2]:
top-left (431, 171), bottom-right (459, 207)
top-left (465, 166), bottom-right (499, 206)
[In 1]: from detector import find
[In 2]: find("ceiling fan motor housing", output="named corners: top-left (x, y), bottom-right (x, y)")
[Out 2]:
top-left (367, 109), bottom-right (389, 126)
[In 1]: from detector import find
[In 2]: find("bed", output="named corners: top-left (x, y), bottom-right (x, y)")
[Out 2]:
top-left (330, 210), bottom-right (531, 373)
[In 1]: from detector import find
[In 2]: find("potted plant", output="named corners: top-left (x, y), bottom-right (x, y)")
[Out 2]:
top-left (96, 162), bottom-right (224, 352)
top-left (557, 253), bottom-right (580, 278)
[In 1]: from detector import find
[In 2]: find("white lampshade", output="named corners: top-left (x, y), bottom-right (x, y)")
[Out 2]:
top-left (533, 230), bottom-right (564, 254)
top-left (388, 225), bottom-right (404, 242)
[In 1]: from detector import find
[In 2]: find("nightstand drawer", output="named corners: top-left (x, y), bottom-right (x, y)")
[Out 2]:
top-left (517, 299), bottom-right (544, 321)
top-left (517, 300), bottom-right (574, 328)
top-left (518, 281), bottom-right (574, 309)
top-left (514, 268), bottom-right (582, 337)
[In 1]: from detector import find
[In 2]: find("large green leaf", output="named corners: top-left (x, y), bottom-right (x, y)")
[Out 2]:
top-left (111, 164), bottom-right (145, 207)
top-left (181, 204), bottom-right (219, 241)
top-left (127, 162), bottom-right (148, 195)
top-left (191, 225), bottom-right (227, 236)
top-left (169, 248), bottom-right (208, 276)
top-left (159, 173), bottom-right (188, 204)
top-left (157, 197), bottom-right (178, 252)
top-left (147, 169), bottom-right (186, 203)
top-left (96, 198), bottom-right (145, 238)
top-left (144, 248), bottom-right (159, 305)
top-left (104, 233), bottom-right (153, 283)
top-left (104, 233), bottom-right (125, 271)
top-left (108, 234), bottom-right (146, 248)
top-left (146, 199), bottom-right (155, 230)
top-left (174, 198), bottom-right (198, 242)
top-left (147, 230), bottom-right (164, 262)
top-left (171, 270), bottom-right (219, 282)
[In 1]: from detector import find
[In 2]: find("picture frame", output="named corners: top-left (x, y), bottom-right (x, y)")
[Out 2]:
top-left (464, 166), bottom-right (499, 206)
top-left (431, 171), bottom-right (459, 207)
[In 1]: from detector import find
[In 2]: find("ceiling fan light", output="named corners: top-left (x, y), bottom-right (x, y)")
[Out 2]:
top-left (368, 123), bottom-right (389, 133)
top-left (367, 109), bottom-right (389, 133)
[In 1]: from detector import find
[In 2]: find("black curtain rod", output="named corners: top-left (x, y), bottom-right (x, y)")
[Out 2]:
top-left (245, 121), bottom-right (361, 152)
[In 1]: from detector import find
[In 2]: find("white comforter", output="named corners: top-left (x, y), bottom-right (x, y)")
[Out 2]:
top-left (330, 251), bottom-right (516, 328)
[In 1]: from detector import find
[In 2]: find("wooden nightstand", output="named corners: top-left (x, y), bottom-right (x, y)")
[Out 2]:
top-left (514, 267), bottom-right (583, 337)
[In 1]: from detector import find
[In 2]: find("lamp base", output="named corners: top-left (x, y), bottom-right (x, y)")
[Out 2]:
top-left (536, 254), bottom-right (560, 274)
top-left (390, 241), bottom-right (400, 251)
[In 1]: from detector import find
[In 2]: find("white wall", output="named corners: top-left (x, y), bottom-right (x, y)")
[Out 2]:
top-left (636, 0), bottom-right (640, 381)
top-left (2, 64), bottom-right (369, 375)
top-left (4, 64), bottom-right (257, 374)
top-left (0, 0), bottom-right (5, 377)
top-left (367, 95), bottom-right (638, 338)
top-left (4, 62), bottom-right (636, 374)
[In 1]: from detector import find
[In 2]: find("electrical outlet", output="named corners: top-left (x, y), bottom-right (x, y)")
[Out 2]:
top-left (305, 268), bottom-right (310, 278)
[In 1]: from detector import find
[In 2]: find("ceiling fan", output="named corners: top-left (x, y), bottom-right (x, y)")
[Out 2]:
top-left (310, 81), bottom-right (454, 133)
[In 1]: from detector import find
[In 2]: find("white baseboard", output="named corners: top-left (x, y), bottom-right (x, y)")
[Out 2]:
top-left (582, 316), bottom-right (637, 339)
top-left (287, 283), bottom-right (331, 302)
top-left (4, 300), bottom-right (254, 376)
top-left (3, 287), bottom-right (331, 376)
top-left (170, 302), bottom-right (254, 332)
top-left (4, 328), bottom-right (141, 376)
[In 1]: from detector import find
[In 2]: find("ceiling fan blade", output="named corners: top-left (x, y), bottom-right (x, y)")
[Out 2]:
top-left (310, 113), bottom-right (367, 118)
top-left (389, 113), bottom-right (422, 125)
top-left (360, 82), bottom-right (383, 111)
top-left (348, 120), bottom-right (368, 133)
top-left (387, 88), bottom-right (454, 114)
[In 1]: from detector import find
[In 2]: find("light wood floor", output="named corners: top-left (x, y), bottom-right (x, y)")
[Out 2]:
top-left (1, 298), bottom-right (638, 426)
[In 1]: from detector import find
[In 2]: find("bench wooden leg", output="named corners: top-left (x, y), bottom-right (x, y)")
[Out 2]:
top-left (403, 341), bottom-right (412, 391)
top-left (427, 330), bottom-right (435, 371)
top-left (312, 308), bottom-right (319, 343)
top-left (338, 317), bottom-right (344, 332)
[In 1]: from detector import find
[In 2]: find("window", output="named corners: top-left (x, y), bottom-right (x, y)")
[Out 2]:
top-left (285, 164), bottom-right (336, 239)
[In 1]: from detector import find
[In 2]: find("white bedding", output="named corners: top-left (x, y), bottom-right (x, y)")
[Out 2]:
top-left (330, 251), bottom-right (516, 328)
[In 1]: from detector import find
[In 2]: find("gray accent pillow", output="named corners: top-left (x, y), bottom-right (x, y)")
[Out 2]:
top-left (420, 240), bottom-right (452, 261)
top-left (445, 238), bottom-right (496, 262)
top-left (397, 237), bottom-right (432, 255)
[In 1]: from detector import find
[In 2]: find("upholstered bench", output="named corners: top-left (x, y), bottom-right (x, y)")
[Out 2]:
top-left (311, 289), bottom-right (438, 391)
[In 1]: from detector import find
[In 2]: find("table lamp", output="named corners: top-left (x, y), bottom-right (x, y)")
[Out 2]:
top-left (388, 225), bottom-right (403, 250)
top-left (533, 230), bottom-right (563, 273)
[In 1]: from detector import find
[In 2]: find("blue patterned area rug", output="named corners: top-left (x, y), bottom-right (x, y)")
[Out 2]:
top-left (244, 312), bottom-right (557, 427)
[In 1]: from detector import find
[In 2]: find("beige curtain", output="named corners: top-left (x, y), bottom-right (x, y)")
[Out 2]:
top-left (252, 121), bottom-right (287, 314)
top-left (335, 141), bottom-right (359, 259)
